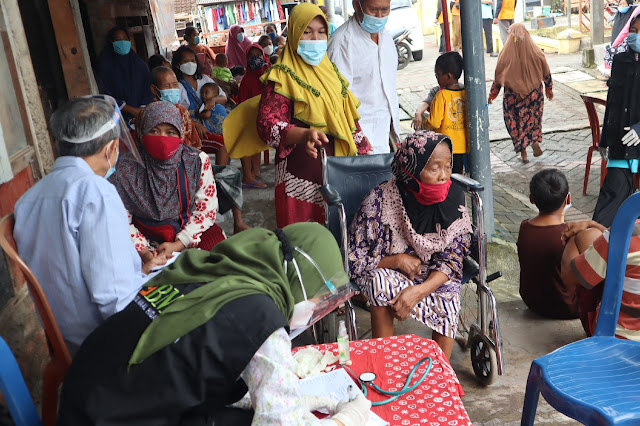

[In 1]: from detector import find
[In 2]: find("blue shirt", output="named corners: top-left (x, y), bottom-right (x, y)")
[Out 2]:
top-left (481, 3), bottom-right (493, 19)
top-left (14, 156), bottom-right (143, 353)
top-left (607, 159), bottom-right (639, 172)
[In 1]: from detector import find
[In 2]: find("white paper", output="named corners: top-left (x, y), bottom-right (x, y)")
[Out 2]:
top-left (299, 369), bottom-right (388, 426)
top-left (141, 252), bottom-right (182, 284)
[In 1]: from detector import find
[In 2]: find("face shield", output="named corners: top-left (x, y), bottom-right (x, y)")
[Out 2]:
top-left (63, 94), bottom-right (143, 164)
top-left (287, 246), bottom-right (357, 338)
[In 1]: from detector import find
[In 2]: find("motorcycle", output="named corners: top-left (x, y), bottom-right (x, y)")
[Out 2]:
top-left (392, 27), bottom-right (413, 70)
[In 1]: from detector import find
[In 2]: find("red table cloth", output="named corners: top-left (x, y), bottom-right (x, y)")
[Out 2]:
top-left (293, 334), bottom-right (472, 426)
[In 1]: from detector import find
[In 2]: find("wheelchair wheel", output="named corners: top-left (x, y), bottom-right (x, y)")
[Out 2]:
top-left (313, 311), bottom-right (338, 344)
top-left (469, 334), bottom-right (498, 386)
top-left (456, 280), bottom-right (479, 348)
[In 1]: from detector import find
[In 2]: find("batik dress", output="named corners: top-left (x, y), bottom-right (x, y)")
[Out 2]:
top-left (489, 74), bottom-right (552, 153)
top-left (348, 179), bottom-right (472, 338)
top-left (256, 81), bottom-right (370, 228)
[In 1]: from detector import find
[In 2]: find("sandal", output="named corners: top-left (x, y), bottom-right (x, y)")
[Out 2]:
top-left (532, 142), bottom-right (543, 157)
top-left (242, 180), bottom-right (268, 189)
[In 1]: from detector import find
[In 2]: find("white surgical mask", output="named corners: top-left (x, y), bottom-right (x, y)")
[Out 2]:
top-left (562, 193), bottom-right (572, 214)
top-left (237, 32), bottom-right (245, 42)
top-left (263, 45), bottom-right (274, 56)
top-left (180, 62), bottom-right (197, 76)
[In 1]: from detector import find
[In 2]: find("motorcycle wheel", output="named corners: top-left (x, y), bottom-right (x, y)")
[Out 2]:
top-left (397, 41), bottom-right (411, 70)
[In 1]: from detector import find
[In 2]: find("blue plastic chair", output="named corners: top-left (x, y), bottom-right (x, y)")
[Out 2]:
top-left (521, 192), bottom-right (640, 425)
top-left (0, 337), bottom-right (42, 426)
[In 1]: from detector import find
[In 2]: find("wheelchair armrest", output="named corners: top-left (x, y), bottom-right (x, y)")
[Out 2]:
top-left (320, 184), bottom-right (342, 206)
top-left (452, 173), bottom-right (484, 193)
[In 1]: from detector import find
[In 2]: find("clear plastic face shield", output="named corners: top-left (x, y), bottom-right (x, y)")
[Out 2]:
top-left (287, 246), bottom-right (357, 338)
top-left (62, 94), bottom-right (143, 164)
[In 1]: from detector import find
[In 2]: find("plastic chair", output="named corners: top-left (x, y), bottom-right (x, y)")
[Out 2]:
top-left (581, 94), bottom-right (608, 196)
top-left (521, 192), bottom-right (640, 425)
top-left (0, 337), bottom-right (42, 426)
top-left (0, 214), bottom-right (71, 426)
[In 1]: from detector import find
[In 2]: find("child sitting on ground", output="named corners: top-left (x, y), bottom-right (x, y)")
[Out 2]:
top-left (210, 53), bottom-right (233, 82)
top-left (423, 51), bottom-right (468, 174)
top-left (518, 169), bottom-right (579, 319)
top-left (197, 82), bottom-right (227, 135)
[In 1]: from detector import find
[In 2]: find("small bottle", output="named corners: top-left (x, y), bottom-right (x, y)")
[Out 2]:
top-left (337, 320), bottom-right (350, 364)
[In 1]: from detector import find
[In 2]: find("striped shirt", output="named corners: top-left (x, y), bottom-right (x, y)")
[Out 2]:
top-left (571, 222), bottom-right (640, 341)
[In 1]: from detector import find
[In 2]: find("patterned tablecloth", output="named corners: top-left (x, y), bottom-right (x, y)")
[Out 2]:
top-left (293, 334), bottom-right (472, 426)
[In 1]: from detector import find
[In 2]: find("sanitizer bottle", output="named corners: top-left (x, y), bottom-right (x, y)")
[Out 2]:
top-left (337, 320), bottom-right (350, 364)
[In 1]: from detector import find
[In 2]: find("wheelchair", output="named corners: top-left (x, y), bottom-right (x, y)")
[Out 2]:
top-left (316, 148), bottom-right (505, 385)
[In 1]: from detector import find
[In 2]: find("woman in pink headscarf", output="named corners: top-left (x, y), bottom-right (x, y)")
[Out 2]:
top-left (225, 25), bottom-right (252, 68)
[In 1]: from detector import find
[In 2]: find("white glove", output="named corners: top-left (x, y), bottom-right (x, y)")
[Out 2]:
top-left (599, 146), bottom-right (608, 161)
top-left (304, 395), bottom-right (337, 413)
top-left (622, 126), bottom-right (640, 146)
top-left (331, 394), bottom-right (371, 426)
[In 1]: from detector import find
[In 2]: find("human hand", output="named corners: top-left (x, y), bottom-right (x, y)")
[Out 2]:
top-left (304, 395), bottom-right (337, 413)
top-left (332, 394), bottom-right (371, 426)
top-left (622, 124), bottom-right (640, 146)
top-left (493, 18), bottom-right (498, 24)
top-left (156, 240), bottom-right (185, 257)
top-left (141, 250), bottom-right (172, 275)
top-left (561, 221), bottom-right (595, 243)
top-left (394, 253), bottom-right (422, 280)
top-left (487, 95), bottom-right (493, 105)
top-left (304, 129), bottom-right (329, 158)
top-left (412, 114), bottom-right (423, 130)
top-left (546, 89), bottom-right (554, 101)
top-left (195, 122), bottom-right (208, 139)
top-left (390, 285), bottom-right (425, 321)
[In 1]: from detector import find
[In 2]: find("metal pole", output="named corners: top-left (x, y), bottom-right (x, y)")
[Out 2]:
top-left (342, 0), bottom-right (349, 20)
top-left (590, 0), bottom-right (604, 45)
top-left (567, 0), bottom-right (572, 29)
top-left (460, 0), bottom-right (495, 240)
top-left (326, 0), bottom-right (335, 22)
top-left (441, 0), bottom-right (452, 51)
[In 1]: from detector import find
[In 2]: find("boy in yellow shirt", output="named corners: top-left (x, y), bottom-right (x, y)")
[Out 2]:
top-left (424, 51), bottom-right (468, 174)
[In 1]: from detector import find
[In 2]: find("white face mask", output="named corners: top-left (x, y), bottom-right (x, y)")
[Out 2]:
top-left (180, 62), bottom-right (197, 76)
top-left (289, 300), bottom-right (316, 329)
top-left (562, 193), bottom-right (572, 214)
top-left (237, 32), bottom-right (245, 42)
top-left (263, 45), bottom-right (274, 56)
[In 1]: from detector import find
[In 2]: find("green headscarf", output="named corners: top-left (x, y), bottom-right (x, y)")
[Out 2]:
top-left (129, 222), bottom-right (347, 366)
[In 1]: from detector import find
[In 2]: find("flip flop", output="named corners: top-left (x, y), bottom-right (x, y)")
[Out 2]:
top-left (242, 181), bottom-right (267, 189)
top-left (532, 142), bottom-right (543, 157)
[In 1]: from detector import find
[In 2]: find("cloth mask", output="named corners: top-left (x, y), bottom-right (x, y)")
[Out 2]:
top-left (180, 62), bottom-right (198, 76)
top-left (408, 174), bottom-right (452, 205)
top-left (268, 32), bottom-right (277, 41)
top-left (157, 88), bottom-right (181, 105)
top-left (296, 40), bottom-right (327, 66)
top-left (237, 32), bottom-right (245, 42)
top-left (248, 55), bottom-right (267, 70)
top-left (619, 6), bottom-right (630, 13)
top-left (112, 40), bottom-right (131, 56)
top-left (193, 36), bottom-right (201, 45)
top-left (104, 142), bottom-right (119, 179)
top-left (359, 1), bottom-right (388, 34)
top-left (263, 45), bottom-right (274, 56)
top-left (627, 33), bottom-right (640, 52)
top-left (142, 134), bottom-right (181, 161)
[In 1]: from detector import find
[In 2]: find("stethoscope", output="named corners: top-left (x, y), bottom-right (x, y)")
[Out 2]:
top-left (340, 356), bottom-right (434, 406)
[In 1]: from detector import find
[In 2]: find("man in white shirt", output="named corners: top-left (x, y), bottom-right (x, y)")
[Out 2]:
top-left (14, 96), bottom-right (166, 354)
top-left (328, 0), bottom-right (400, 154)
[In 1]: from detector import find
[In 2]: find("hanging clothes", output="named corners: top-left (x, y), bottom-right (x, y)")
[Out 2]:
top-left (277, 0), bottom-right (284, 20)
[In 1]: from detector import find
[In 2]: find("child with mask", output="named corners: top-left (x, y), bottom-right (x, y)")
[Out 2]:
top-left (258, 35), bottom-right (275, 59)
top-left (518, 169), bottom-right (579, 319)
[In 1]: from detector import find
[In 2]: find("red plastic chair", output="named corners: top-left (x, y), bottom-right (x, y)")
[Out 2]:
top-left (581, 94), bottom-right (608, 195)
top-left (0, 214), bottom-right (71, 426)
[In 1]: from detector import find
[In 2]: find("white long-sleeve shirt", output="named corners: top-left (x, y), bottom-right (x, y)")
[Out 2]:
top-left (328, 16), bottom-right (400, 154)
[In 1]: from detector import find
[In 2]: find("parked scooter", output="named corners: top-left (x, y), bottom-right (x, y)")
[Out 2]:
top-left (392, 27), bottom-right (413, 70)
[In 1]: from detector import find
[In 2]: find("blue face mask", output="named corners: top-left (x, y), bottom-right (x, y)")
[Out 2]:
top-left (628, 33), bottom-right (640, 52)
top-left (359, 1), bottom-right (389, 34)
top-left (619, 6), bottom-right (630, 13)
top-left (297, 40), bottom-right (327, 66)
top-left (104, 142), bottom-right (119, 179)
top-left (193, 35), bottom-right (201, 45)
top-left (112, 40), bottom-right (131, 56)
top-left (268, 31), bottom-right (277, 41)
top-left (158, 88), bottom-right (181, 104)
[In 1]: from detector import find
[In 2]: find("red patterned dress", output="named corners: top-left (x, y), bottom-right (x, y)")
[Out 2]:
top-left (489, 73), bottom-right (553, 153)
top-left (256, 81), bottom-right (370, 228)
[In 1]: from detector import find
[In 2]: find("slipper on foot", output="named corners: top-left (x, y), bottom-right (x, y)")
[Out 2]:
top-left (242, 181), bottom-right (267, 189)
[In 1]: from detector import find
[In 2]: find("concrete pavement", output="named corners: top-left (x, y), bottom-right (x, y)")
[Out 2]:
top-left (225, 34), bottom-right (607, 424)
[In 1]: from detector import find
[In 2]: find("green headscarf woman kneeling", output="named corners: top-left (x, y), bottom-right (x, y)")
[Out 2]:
top-left (57, 223), bottom-right (370, 425)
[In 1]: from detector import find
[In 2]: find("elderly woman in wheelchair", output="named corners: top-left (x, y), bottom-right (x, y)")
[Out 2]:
top-left (348, 131), bottom-right (472, 359)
